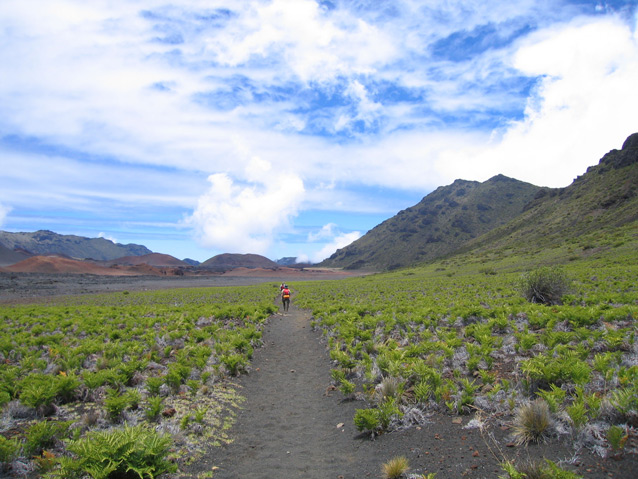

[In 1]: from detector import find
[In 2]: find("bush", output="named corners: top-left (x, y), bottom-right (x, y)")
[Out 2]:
top-left (500, 459), bottom-right (582, 479)
top-left (519, 266), bottom-right (571, 305)
top-left (53, 423), bottom-right (176, 479)
top-left (0, 436), bottom-right (20, 464)
top-left (354, 408), bottom-right (381, 434)
top-left (19, 374), bottom-right (57, 411)
top-left (103, 389), bottom-right (129, 420)
top-left (25, 420), bottom-right (72, 456)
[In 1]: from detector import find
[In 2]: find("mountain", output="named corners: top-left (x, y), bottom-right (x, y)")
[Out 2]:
top-left (200, 253), bottom-right (279, 272)
top-left (0, 230), bottom-right (152, 262)
top-left (0, 243), bottom-right (32, 267)
top-left (322, 133), bottom-right (638, 271)
top-left (458, 132), bottom-right (638, 258)
top-left (99, 253), bottom-right (188, 268)
top-left (276, 257), bottom-right (299, 266)
top-left (321, 174), bottom-right (543, 270)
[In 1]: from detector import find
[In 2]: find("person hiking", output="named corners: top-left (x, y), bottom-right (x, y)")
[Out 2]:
top-left (281, 284), bottom-right (291, 312)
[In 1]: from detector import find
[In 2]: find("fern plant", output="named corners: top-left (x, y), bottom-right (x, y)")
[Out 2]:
top-left (51, 423), bottom-right (177, 479)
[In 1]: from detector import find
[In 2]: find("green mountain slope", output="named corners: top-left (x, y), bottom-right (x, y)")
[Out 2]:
top-left (321, 174), bottom-right (542, 270)
top-left (458, 133), bottom-right (638, 260)
top-left (321, 133), bottom-right (638, 272)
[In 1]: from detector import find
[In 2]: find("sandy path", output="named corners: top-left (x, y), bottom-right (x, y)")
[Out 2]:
top-left (209, 300), bottom-right (364, 479)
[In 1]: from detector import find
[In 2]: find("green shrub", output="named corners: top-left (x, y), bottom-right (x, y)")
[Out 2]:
top-left (145, 396), bottom-right (163, 421)
top-left (354, 408), bottom-right (381, 434)
top-left (53, 423), bottom-right (176, 479)
top-left (339, 379), bottom-right (356, 396)
top-left (519, 266), bottom-right (571, 305)
top-left (25, 420), bottom-right (71, 456)
top-left (104, 389), bottom-right (129, 420)
top-left (500, 459), bottom-right (582, 479)
top-left (145, 376), bottom-right (163, 396)
top-left (19, 374), bottom-right (57, 412)
top-left (607, 425), bottom-right (628, 451)
top-left (0, 436), bottom-right (20, 464)
top-left (219, 353), bottom-right (247, 376)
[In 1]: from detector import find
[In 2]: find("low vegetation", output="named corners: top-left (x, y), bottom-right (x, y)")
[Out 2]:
top-left (295, 235), bottom-right (638, 467)
top-left (381, 455), bottom-right (410, 479)
top-left (0, 284), bottom-right (277, 477)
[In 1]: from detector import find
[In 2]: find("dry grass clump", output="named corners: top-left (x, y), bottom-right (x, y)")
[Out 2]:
top-left (376, 376), bottom-right (403, 404)
top-left (511, 398), bottom-right (553, 445)
top-left (382, 455), bottom-right (409, 479)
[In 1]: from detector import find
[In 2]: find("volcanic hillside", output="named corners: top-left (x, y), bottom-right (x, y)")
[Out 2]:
top-left (321, 133), bottom-right (638, 271)
top-left (200, 253), bottom-right (279, 272)
top-left (0, 230), bottom-right (152, 261)
top-left (322, 174), bottom-right (542, 270)
top-left (99, 253), bottom-right (188, 267)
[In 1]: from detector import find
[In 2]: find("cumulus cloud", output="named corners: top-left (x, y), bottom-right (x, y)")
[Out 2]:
top-left (0, 203), bottom-right (11, 228)
top-left (435, 15), bottom-right (638, 187)
top-left (303, 223), bottom-right (361, 263)
top-left (208, 0), bottom-right (396, 82)
top-left (185, 158), bottom-right (305, 254)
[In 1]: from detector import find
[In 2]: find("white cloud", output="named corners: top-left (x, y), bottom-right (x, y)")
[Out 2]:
top-left (308, 223), bottom-right (338, 242)
top-left (309, 230), bottom-right (362, 264)
top-left (304, 223), bottom-right (361, 263)
top-left (185, 157), bottom-right (305, 254)
top-left (208, 0), bottom-right (397, 83)
top-left (0, 203), bottom-right (11, 228)
top-left (435, 15), bottom-right (638, 187)
top-left (98, 232), bottom-right (118, 244)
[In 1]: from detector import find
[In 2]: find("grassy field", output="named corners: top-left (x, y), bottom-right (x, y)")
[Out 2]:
top-left (0, 234), bottom-right (637, 477)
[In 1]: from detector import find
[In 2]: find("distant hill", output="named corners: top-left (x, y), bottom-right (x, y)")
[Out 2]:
top-left (5, 256), bottom-right (134, 275)
top-left (200, 253), bottom-right (279, 272)
top-left (0, 243), bottom-right (32, 267)
top-left (322, 133), bottom-right (638, 271)
top-left (321, 174), bottom-right (542, 270)
top-left (5, 255), bottom-right (185, 276)
top-left (100, 253), bottom-right (188, 268)
top-left (0, 230), bottom-right (152, 262)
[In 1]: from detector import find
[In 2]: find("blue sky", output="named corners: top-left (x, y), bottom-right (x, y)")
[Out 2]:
top-left (1, 0), bottom-right (637, 263)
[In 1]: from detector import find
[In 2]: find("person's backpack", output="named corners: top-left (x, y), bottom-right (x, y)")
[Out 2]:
top-left (282, 288), bottom-right (290, 299)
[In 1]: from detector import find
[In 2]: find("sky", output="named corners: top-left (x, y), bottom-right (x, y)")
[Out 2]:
top-left (0, 1), bottom-right (637, 263)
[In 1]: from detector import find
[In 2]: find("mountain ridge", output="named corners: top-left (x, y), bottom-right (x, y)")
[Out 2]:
top-left (320, 133), bottom-right (638, 271)
top-left (0, 230), bottom-right (152, 262)
top-left (321, 173), bottom-right (543, 270)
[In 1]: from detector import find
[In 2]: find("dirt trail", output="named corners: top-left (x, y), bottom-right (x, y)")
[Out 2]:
top-left (208, 300), bottom-right (366, 479)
